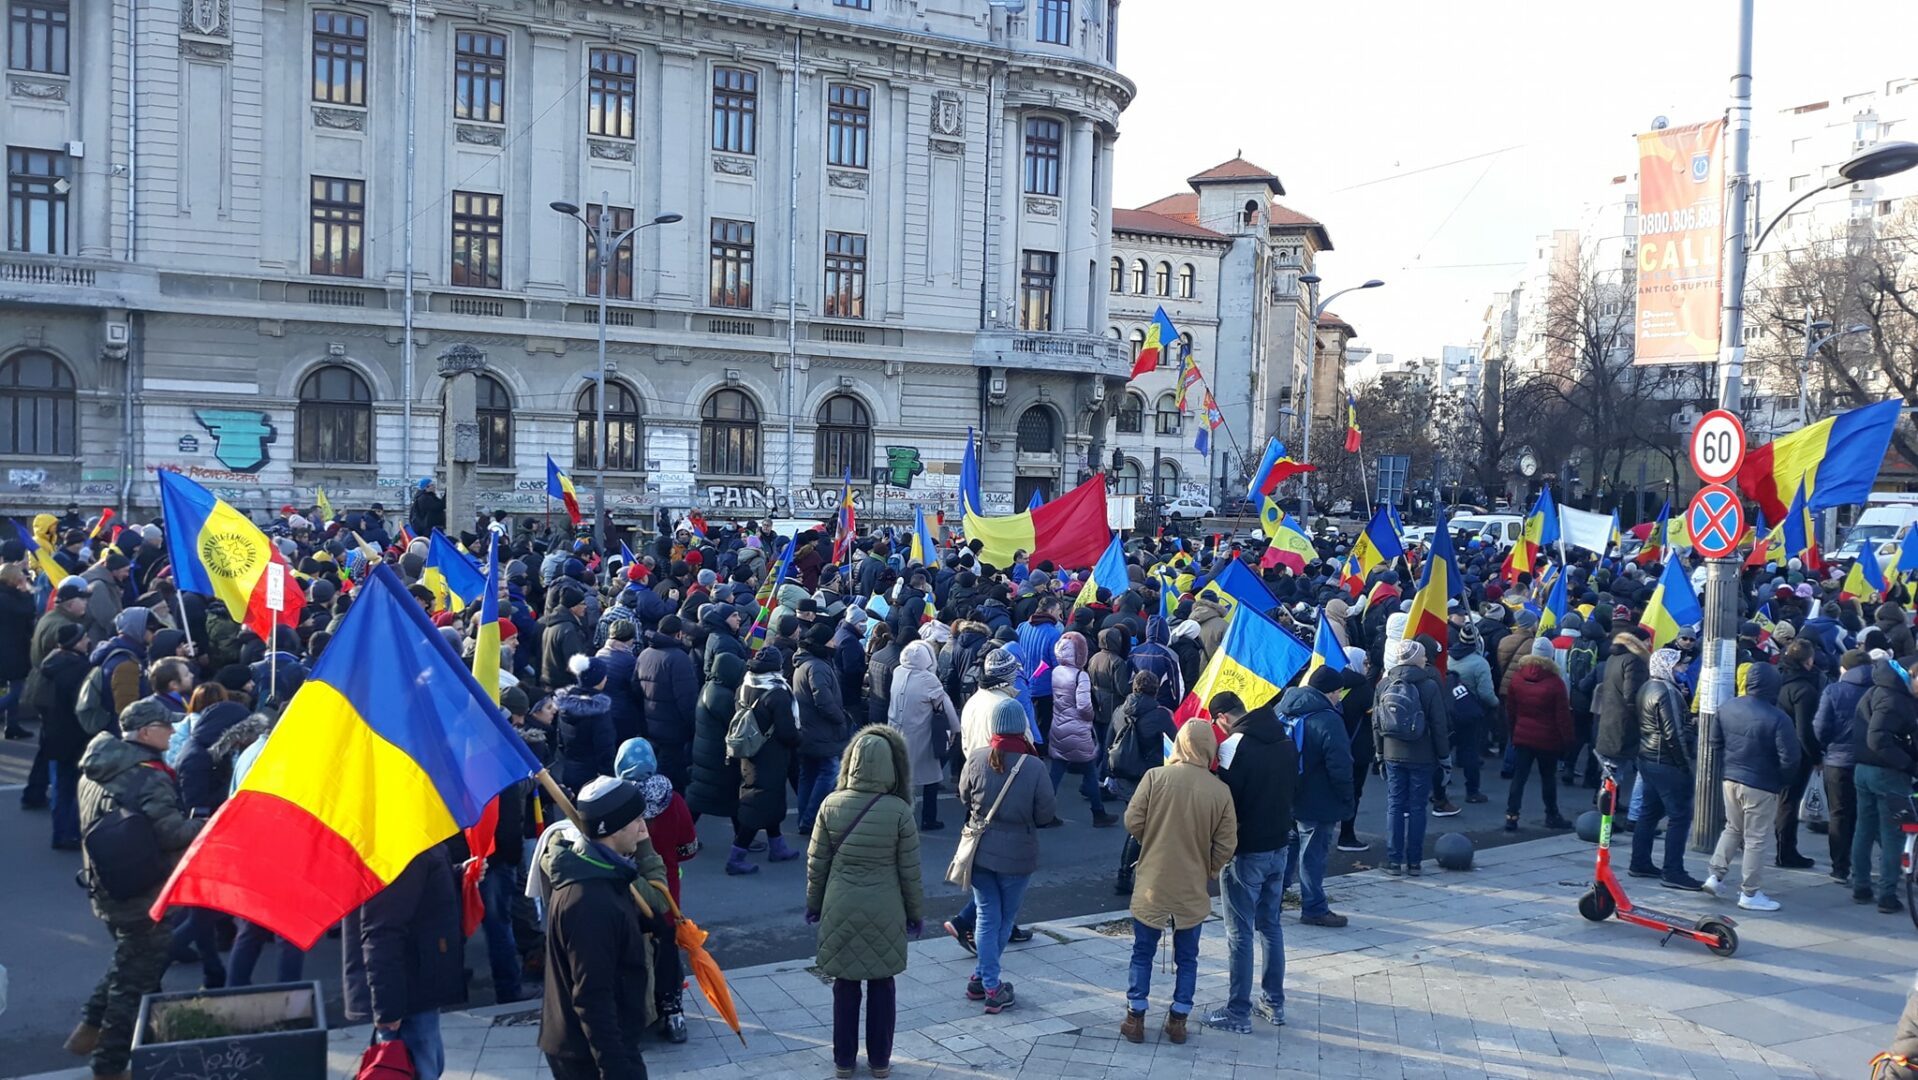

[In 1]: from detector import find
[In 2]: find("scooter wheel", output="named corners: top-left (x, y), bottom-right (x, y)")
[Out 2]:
top-left (1697, 917), bottom-right (1738, 957)
top-left (1578, 886), bottom-right (1615, 922)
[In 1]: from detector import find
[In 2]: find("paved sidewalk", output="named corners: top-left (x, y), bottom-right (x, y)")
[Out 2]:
top-left (23, 833), bottom-right (1909, 1079)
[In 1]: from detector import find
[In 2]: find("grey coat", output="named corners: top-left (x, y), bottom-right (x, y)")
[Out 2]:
top-left (956, 748), bottom-right (1057, 877)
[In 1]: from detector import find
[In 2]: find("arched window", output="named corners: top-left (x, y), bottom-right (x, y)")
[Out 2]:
top-left (1240, 199), bottom-right (1260, 227)
top-left (1015, 405), bottom-right (1057, 455)
top-left (1112, 458), bottom-right (1141, 496)
top-left (575, 381), bottom-right (640, 472)
top-left (1109, 256), bottom-right (1123, 293)
top-left (1129, 258), bottom-right (1147, 294)
top-left (0, 350), bottom-right (75, 456)
top-left (1116, 391), bottom-right (1144, 435)
top-left (1153, 261), bottom-right (1171, 296)
top-left (1178, 263), bottom-right (1195, 299)
top-left (476, 373), bottom-right (513, 468)
top-left (1154, 393), bottom-right (1181, 436)
top-left (1129, 328), bottom-right (1146, 361)
top-left (700, 388), bottom-right (760, 476)
top-left (1179, 332), bottom-right (1193, 362)
top-left (1155, 459), bottom-right (1181, 497)
top-left (297, 364), bottom-right (372, 464)
top-left (813, 393), bottom-right (870, 479)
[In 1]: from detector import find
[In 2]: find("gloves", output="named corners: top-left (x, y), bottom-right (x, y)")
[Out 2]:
top-left (906, 919), bottom-right (924, 939)
top-left (805, 910), bottom-right (821, 925)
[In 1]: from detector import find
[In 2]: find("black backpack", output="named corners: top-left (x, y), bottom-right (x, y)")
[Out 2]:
top-left (81, 788), bottom-right (168, 901)
top-left (1106, 705), bottom-right (1156, 781)
top-left (1375, 673), bottom-right (1428, 742)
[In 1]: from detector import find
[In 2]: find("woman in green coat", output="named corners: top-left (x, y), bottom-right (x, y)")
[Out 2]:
top-left (805, 723), bottom-right (924, 1079)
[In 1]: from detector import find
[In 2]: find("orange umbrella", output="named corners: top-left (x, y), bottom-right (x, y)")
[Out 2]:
top-left (661, 892), bottom-right (745, 1045)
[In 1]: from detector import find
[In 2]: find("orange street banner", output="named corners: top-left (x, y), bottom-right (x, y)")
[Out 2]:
top-left (1635, 119), bottom-right (1725, 365)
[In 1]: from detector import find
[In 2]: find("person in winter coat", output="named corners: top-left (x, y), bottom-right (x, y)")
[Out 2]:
top-left (0, 564), bottom-right (37, 738)
top-left (1088, 626), bottom-right (1132, 727)
top-left (700, 603), bottom-right (750, 680)
top-left (553, 655), bottom-right (616, 794)
top-left (1495, 609), bottom-right (1539, 701)
top-left (1110, 671), bottom-right (1177, 894)
top-left (1851, 657), bottom-right (1918, 912)
top-left (1337, 647), bottom-right (1377, 852)
top-left (957, 698), bottom-right (1057, 1015)
top-left (1875, 602), bottom-right (1917, 659)
top-left (1190, 595), bottom-right (1230, 658)
top-left (69, 699), bottom-right (204, 1079)
top-left (730, 647), bottom-right (804, 875)
top-left (343, 842), bottom-right (465, 1080)
top-left (1130, 615), bottom-right (1184, 713)
top-left (1047, 631), bottom-right (1115, 828)
top-left (805, 724), bottom-right (925, 1079)
top-left (1281, 667), bottom-right (1357, 928)
top-left (38, 622), bottom-right (92, 848)
top-left (1375, 639), bottom-right (1453, 875)
top-left (831, 608), bottom-right (870, 719)
top-left (633, 615), bottom-right (698, 790)
top-left (538, 587), bottom-right (591, 688)
top-left (1503, 643), bottom-right (1576, 830)
top-left (595, 621), bottom-right (644, 744)
top-left (1773, 639), bottom-right (1826, 871)
top-left (1813, 648), bottom-right (1873, 882)
top-left (1444, 624), bottom-right (1499, 806)
top-left (1167, 619), bottom-right (1204, 692)
top-left (866, 621), bottom-right (911, 728)
top-left (1120, 719), bottom-right (1237, 1046)
top-left (887, 639), bottom-right (960, 830)
top-left (1628, 648), bottom-right (1705, 890)
top-left (795, 622), bottom-right (856, 832)
top-left (1593, 632), bottom-right (1651, 799)
top-left (1703, 662), bottom-right (1802, 911)
top-left (686, 650), bottom-right (745, 823)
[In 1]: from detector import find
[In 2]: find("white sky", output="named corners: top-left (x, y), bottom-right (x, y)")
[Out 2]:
top-left (1113, 0), bottom-right (1918, 362)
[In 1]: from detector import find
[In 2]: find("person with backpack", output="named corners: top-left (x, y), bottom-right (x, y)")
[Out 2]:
top-left (731, 646), bottom-right (803, 874)
top-left (67, 697), bottom-right (205, 1080)
top-left (79, 608), bottom-right (157, 740)
top-left (1503, 639), bottom-right (1576, 832)
top-left (1282, 666), bottom-right (1358, 929)
top-left (1108, 670), bottom-right (1175, 894)
top-left (1442, 624), bottom-right (1498, 806)
top-left (1375, 638), bottom-right (1452, 877)
top-left (1558, 614), bottom-right (1603, 787)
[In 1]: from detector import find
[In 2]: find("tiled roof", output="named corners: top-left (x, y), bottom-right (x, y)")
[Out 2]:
top-left (1112, 208), bottom-right (1226, 241)
top-left (1135, 192), bottom-right (1200, 224)
top-left (1187, 157), bottom-right (1285, 194)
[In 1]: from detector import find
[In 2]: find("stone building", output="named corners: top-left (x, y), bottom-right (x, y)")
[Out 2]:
top-left (0, 0), bottom-right (1132, 525)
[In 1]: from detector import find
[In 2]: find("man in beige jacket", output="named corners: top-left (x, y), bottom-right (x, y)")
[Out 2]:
top-left (1120, 719), bottom-right (1238, 1045)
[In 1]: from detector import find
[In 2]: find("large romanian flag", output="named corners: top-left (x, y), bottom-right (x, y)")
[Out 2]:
top-left (1132, 307), bottom-right (1181, 379)
top-left (1736, 398), bottom-right (1903, 523)
top-left (1247, 439), bottom-right (1316, 498)
top-left (1639, 554), bottom-right (1703, 650)
top-left (963, 472), bottom-right (1112, 570)
top-left (1261, 508), bottom-right (1317, 573)
top-left (423, 529), bottom-right (487, 613)
top-left (546, 455), bottom-right (583, 525)
top-left (1402, 507), bottom-right (1459, 674)
top-left (1175, 605), bottom-right (1312, 723)
top-left (1196, 559), bottom-right (1281, 620)
top-left (151, 564), bottom-right (539, 948)
top-left (1340, 506), bottom-right (1404, 596)
top-left (158, 470), bottom-right (305, 641)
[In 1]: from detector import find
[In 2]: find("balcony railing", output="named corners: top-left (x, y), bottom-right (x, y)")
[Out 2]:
top-left (974, 329), bottom-right (1129, 376)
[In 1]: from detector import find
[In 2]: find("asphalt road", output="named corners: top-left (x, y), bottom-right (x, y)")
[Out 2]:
top-left (0, 729), bottom-right (1591, 1077)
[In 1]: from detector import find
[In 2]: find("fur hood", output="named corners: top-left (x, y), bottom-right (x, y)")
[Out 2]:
top-left (835, 722), bottom-right (912, 802)
top-left (209, 714), bottom-right (271, 762)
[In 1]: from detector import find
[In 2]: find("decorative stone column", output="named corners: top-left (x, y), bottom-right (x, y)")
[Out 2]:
top-left (437, 344), bottom-right (484, 536)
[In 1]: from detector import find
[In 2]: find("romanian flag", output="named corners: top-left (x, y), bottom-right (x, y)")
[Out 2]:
top-left (962, 472), bottom-right (1112, 571)
top-left (745, 539), bottom-right (795, 651)
top-left (1402, 507), bottom-right (1459, 674)
top-left (1261, 510), bottom-right (1317, 573)
top-left (830, 470), bottom-right (857, 563)
top-left (151, 564), bottom-right (540, 948)
top-left (1635, 501), bottom-right (1672, 566)
top-left (546, 456), bottom-right (583, 525)
top-left (910, 505), bottom-right (939, 566)
top-left (1344, 394), bottom-right (1362, 453)
top-left (1304, 608), bottom-right (1348, 679)
top-left (1538, 565), bottom-right (1569, 633)
top-left (1175, 339), bottom-right (1202, 409)
top-left (423, 529), bottom-right (487, 613)
top-left (1175, 606), bottom-right (1312, 724)
top-left (1247, 439), bottom-right (1316, 498)
top-left (1640, 554), bottom-right (1703, 650)
top-left (1737, 398), bottom-right (1903, 523)
top-left (460, 543), bottom-right (504, 937)
top-left (159, 470), bottom-right (305, 641)
top-left (1074, 534), bottom-right (1127, 611)
top-left (1341, 507), bottom-right (1404, 597)
top-left (1843, 542), bottom-right (1888, 603)
top-left (1197, 559), bottom-right (1281, 621)
top-left (1132, 307), bottom-right (1181, 379)
top-left (1154, 569), bottom-right (1178, 623)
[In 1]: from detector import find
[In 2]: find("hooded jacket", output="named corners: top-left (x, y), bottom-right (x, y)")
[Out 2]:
top-left (687, 651), bottom-right (746, 819)
top-left (830, 619), bottom-right (868, 713)
top-left (793, 643), bottom-right (854, 760)
top-left (1594, 634), bottom-right (1651, 761)
top-left (343, 844), bottom-right (465, 1027)
top-left (175, 700), bottom-right (251, 814)
top-left (1125, 720), bottom-right (1238, 929)
top-left (1168, 619), bottom-right (1205, 689)
top-left (1130, 616), bottom-right (1184, 710)
top-left (888, 640), bottom-right (959, 786)
top-left (736, 668), bottom-right (802, 831)
top-left (1279, 685), bottom-right (1356, 823)
top-left (1190, 597), bottom-right (1230, 658)
top-left (1776, 660), bottom-right (1826, 768)
top-left (77, 731), bottom-right (202, 919)
top-left (1505, 656), bottom-right (1575, 753)
top-left (536, 832), bottom-right (670, 1080)
top-left (1219, 702), bottom-right (1298, 852)
top-left (1047, 631), bottom-right (1098, 764)
top-left (1376, 663), bottom-right (1453, 765)
top-left (1712, 662), bottom-right (1801, 793)
top-left (1875, 603), bottom-right (1916, 659)
top-left (805, 725), bottom-right (924, 980)
top-left (1448, 638), bottom-right (1498, 718)
top-left (538, 606), bottom-right (590, 688)
top-left (633, 630), bottom-right (698, 749)
top-left (1087, 627), bottom-right (1132, 722)
top-left (1812, 662), bottom-right (1872, 768)
top-left (699, 605), bottom-right (749, 680)
top-left (1856, 658), bottom-right (1918, 775)
top-left (554, 687), bottom-right (616, 791)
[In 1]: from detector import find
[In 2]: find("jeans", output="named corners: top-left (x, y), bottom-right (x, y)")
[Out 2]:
top-left (385, 1010), bottom-right (443, 1080)
top-left (1708, 780), bottom-right (1780, 897)
top-left (832, 978), bottom-right (895, 1071)
top-left (1505, 746), bottom-right (1561, 818)
top-left (1852, 763), bottom-right (1907, 903)
top-left (971, 867), bottom-right (1032, 992)
top-left (798, 753), bottom-right (840, 830)
top-left (1049, 757), bottom-right (1106, 816)
top-left (1127, 919), bottom-right (1202, 1015)
top-left (479, 866), bottom-right (523, 1000)
top-left (1825, 764), bottom-right (1857, 879)
top-left (1220, 848), bottom-right (1286, 1021)
top-left (228, 919), bottom-right (306, 987)
top-left (1290, 820), bottom-right (1336, 918)
top-left (1383, 763), bottom-right (1433, 866)
top-left (49, 756), bottom-right (80, 846)
top-left (170, 907), bottom-right (226, 986)
top-left (1630, 759), bottom-right (1694, 880)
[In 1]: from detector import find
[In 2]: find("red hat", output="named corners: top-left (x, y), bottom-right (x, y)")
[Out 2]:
top-left (684, 549), bottom-right (703, 566)
top-left (280, 504), bottom-right (296, 515)
top-left (499, 619), bottom-right (518, 641)
top-left (1484, 583), bottom-right (1503, 601)
top-left (430, 610), bottom-right (456, 627)
top-left (627, 563), bottom-right (649, 582)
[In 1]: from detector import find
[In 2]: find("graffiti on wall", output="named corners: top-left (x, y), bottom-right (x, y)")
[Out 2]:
top-left (193, 409), bottom-right (277, 473)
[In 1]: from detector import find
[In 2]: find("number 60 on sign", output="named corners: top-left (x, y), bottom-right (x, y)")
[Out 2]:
top-left (1689, 409), bottom-right (1746, 485)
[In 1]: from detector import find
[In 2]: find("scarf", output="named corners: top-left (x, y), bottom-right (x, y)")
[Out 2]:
top-left (989, 734), bottom-right (1036, 757)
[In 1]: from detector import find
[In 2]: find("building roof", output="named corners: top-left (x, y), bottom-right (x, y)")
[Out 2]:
top-left (1319, 311), bottom-right (1355, 334)
top-left (1269, 201), bottom-right (1333, 251)
top-left (1135, 192), bottom-right (1200, 225)
top-left (1112, 207), bottom-right (1226, 241)
top-left (1186, 156), bottom-right (1285, 195)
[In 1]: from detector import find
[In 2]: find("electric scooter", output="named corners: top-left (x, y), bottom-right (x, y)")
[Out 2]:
top-left (1577, 764), bottom-right (1739, 957)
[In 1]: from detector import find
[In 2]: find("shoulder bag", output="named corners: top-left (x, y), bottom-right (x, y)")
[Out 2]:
top-left (945, 755), bottom-right (1030, 890)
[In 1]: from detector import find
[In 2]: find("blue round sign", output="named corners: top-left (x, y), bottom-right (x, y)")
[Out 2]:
top-left (1686, 484), bottom-right (1744, 559)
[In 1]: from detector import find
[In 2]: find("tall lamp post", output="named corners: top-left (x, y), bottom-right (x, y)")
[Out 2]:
top-left (1796, 310), bottom-right (1870, 422)
top-left (549, 197), bottom-right (682, 550)
top-left (1295, 274), bottom-right (1384, 523)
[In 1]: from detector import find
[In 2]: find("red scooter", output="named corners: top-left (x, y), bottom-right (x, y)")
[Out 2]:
top-left (1577, 765), bottom-right (1739, 957)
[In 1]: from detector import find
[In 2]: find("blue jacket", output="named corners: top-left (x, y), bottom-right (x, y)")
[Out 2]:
top-left (1711, 662), bottom-right (1801, 794)
top-left (1015, 614), bottom-right (1062, 699)
top-left (595, 645), bottom-right (644, 744)
top-left (1801, 616), bottom-right (1846, 673)
top-left (1128, 616), bottom-right (1183, 711)
top-left (1813, 663), bottom-right (1872, 767)
top-left (1277, 686), bottom-right (1355, 823)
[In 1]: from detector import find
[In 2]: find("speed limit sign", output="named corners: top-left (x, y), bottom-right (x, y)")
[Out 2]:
top-left (1689, 409), bottom-right (1747, 485)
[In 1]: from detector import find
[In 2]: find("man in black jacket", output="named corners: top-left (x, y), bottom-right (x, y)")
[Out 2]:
top-left (539, 586), bottom-right (591, 688)
top-left (1199, 691), bottom-right (1296, 1034)
top-left (1772, 640), bottom-right (1825, 870)
top-left (1627, 648), bottom-right (1705, 891)
top-left (343, 844), bottom-right (465, 1080)
top-left (635, 616), bottom-right (699, 791)
top-left (1852, 658), bottom-right (1918, 912)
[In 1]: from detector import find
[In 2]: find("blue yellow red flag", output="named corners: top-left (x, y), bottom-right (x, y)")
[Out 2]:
top-left (424, 529), bottom-right (487, 613)
top-left (1175, 606), bottom-right (1311, 722)
top-left (159, 470), bottom-right (305, 641)
top-left (1196, 559), bottom-right (1280, 620)
top-left (1402, 507), bottom-right (1459, 673)
top-left (1843, 542), bottom-right (1888, 603)
top-left (546, 456), bottom-right (583, 525)
top-left (1075, 533), bottom-right (1127, 611)
top-left (1304, 608), bottom-right (1348, 678)
top-left (1640, 554), bottom-right (1704, 650)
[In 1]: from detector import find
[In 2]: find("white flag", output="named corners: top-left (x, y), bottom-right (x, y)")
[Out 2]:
top-left (1558, 506), bottom-right (1615, 556)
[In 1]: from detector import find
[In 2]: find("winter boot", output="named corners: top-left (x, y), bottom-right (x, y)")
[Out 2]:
top-left (658, 996), bottom-right (688, 1043)
top-left (724, 845), bottom-right (760, 875)
top-left (767, 835), bottom-right (802, 862)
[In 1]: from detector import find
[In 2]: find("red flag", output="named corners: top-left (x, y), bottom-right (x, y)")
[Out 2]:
top-left (460, 798), bottom-right (499, 938)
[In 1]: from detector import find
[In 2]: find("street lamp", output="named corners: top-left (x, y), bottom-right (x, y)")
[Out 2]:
top-left (1796, 310), bottom-right (1871, 421)
top-left (549, 195), bottom-right (683, 550)
top-left (1295, 274), bottom-right (1385, 523)
top-left (1750, 141), bottom-right (1918, 255)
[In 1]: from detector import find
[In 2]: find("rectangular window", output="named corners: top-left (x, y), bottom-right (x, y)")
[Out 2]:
top-left (709, 219), bottom-right (754, 308)
top-left (823, 232), bottom-right (867, 319)
top-left (6, 147), bottom-right (67, 255)
top-left (1023, 117), bottom-right (1062, 196)
top-left (1106, 0), bottom-right (1118, 62)
top-left (587, 48), bottom-right (636, 139)
top-left (453, 29), bottom-right (506, 123)
top-left (711, 67), bottom-right (758, 155)
top-left (585, 203), bottom-right (635, 300)
top-left (834, 0), bottom-right (873, 7)
top-left (309, 176), bottom-right (364, 277)
top-left (826, 83), bottom-right (871, 169)
top-left (8, 0), bottom-right (67, 75)
top-left (311, 10), bottom-right (366, 106)
top-left (450, 190), bottom-right (503, 289)
top-left (1036, 0), bottom-right (1071, 45)
top-left (1019, 250), bottom-right (1056, 331)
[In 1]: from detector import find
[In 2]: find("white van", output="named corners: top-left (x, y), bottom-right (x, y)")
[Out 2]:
top-left (1449, 514), bottom-right (1524, 546)
top-left (1834, 493), bottom-right (1918, 565)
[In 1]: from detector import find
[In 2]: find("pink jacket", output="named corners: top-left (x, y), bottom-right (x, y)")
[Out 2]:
top-left (1049, 631), bottom-right (1098, 764)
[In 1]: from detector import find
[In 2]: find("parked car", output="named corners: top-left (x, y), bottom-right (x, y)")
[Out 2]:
top-left (1402, 524), bottom-right (1437, 546)
top-left (1217, 496), bottom-right (1257, 517)
top-left (1162, 495), bottom-right (1216, 521)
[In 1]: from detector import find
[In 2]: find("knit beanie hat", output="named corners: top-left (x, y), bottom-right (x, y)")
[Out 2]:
top-left (989, 697), bottom-right (1029, 737)
top-left (55, 622), bottom-right (87, 650)
top-left (568, 653), bottom-right (608, 689)
top-left (982, 647), bottom-right (1021, 686)
top-left (1393, 639), bottom-right (1425, 666)
top-left (215, 664), bottom-right (253, 692)
top-left (576, 776), bottom-right (646, 838)
top-left (500, 684), bottom-right (530, 717)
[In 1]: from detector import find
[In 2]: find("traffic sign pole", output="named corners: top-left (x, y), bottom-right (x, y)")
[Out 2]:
top-left (1689, 412), bottom-right (1747, 855)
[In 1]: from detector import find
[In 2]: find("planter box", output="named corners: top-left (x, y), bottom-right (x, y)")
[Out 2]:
top-left (132, 981), bottom-right (326, 1080)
